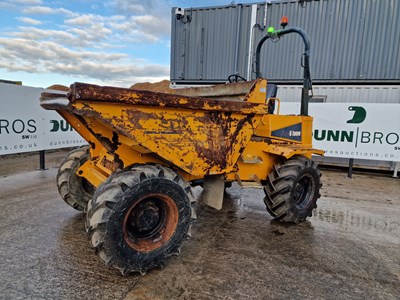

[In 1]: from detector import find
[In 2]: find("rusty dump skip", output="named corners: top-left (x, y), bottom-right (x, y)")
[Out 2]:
top-left (40, 79), bottom-right (271, 177)
top-left (68, 81), bottom-right (268, 114)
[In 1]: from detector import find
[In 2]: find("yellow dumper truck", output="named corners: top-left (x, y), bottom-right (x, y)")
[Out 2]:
top-left (41, 24), bottom-right (323, 275)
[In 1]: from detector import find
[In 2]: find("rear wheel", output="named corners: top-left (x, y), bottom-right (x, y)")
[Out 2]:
top-left (86, 164), bottom-right (195, 275)
top-left (57, 146), bottom-right (95, 211)
top-left (263, 156), bottom-right (321, 223)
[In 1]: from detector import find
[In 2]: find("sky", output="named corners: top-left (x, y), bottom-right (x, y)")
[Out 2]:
top-left (0, 0), bottom-right (258, 88)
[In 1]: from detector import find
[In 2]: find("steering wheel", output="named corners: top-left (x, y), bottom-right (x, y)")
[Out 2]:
top-left (228, 74), bottom-right (247, 83)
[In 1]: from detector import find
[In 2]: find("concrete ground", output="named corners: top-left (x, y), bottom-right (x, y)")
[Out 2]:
top-left (0, 152), bottom-right (399, 300)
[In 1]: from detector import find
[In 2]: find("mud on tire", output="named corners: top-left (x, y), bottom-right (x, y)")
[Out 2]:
top-left (263, 156), bottom-right (322, 223)
top-left (57, 146), bottom-right (95, 211)
top-left (86, 164), bottom-right (196, 275)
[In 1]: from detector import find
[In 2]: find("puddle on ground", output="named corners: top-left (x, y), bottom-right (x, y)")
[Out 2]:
top-left (310, 204), bottom-right (400, 244)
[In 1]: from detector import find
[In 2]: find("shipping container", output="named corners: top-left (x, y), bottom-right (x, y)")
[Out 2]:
top-left (171, 0), bottom-right (400, 84)
top-left (170, 0), bottom-right (400, 173)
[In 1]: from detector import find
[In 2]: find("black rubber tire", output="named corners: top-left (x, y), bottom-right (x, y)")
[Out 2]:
top-left (57, 146), bottom-right (95, 211)
top-left (86, 164), bottom-right (196, 275)
top-left (263, 156), bottom-right (322, 223)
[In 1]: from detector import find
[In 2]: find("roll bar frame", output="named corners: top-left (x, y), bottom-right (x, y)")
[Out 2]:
top-left (255, 27), bottom-right (312, 116)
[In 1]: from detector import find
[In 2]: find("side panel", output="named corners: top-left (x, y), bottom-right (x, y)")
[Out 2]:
top-left (234, 140), bottom-right (323, 182)
top-left (232, 114), bottom-right (322, 182)
top-left (233, 140), bottom-right (281, 182)
top-left (255, 115), bottom-right (314, 146)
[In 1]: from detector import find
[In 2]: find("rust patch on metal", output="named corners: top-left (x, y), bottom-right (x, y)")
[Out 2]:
top-left (197, 112), bottom-right (232, 169)
top-left (73, 105), bottom-right (119, 152)
top-left (40, 92), bottom-right (68, 101)
top-left (191, 112), bottom-right (256, 172)
top-left (100, 156), bottom-right (121, 172)
top-left (124, 109), bottom-right (158, 132)
top-left (70, 108), bottom-right (125, 171)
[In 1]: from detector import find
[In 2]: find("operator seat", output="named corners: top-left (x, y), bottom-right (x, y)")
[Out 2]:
top-left (266, 83), bottom-right (278, 114)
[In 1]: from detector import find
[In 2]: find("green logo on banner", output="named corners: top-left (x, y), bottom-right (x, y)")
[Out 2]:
top-left (347, 106), bottom-right (366, 124)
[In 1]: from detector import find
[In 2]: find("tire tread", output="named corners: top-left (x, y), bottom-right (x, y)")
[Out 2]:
top-left (86, 164), bottom-right (195, 275)
top-left (56, 146), bottom-right (92, 211)
top-left (263, 156), bottom-right (322, 223)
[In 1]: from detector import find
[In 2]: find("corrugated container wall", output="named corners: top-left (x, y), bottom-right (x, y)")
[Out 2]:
top-left (170, 0), bottom-right (400, 84)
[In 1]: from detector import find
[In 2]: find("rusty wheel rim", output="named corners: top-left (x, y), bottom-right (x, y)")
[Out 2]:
top-left (294, 174), bottom-right (315, 209)
top-left (123, 193), bottom-right (179, 252)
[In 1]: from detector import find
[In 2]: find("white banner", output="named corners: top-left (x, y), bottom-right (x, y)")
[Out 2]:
top-left (0, 83), bottom-right (86, 155)
top-left (280, 103), bottom-right (400, 162)
top-left (42, 115), bottom-right (87, 151)
top-left (1, 82), bottom-right (399, 162)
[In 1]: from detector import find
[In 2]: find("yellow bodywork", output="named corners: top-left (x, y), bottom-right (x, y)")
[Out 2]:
top-left (41, 78), bottom-right (323, 188)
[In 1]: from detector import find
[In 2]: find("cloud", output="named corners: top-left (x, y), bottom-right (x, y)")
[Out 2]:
top-left (107, 0), bottom-right (171, 39)
top-left (65, 15), bottom-right (98, 26)
top-left (66, 18), bottom-right (117, 47)
top-left (14, 27), bottom-right (76, 41)
top-left (21, 6), bottom-right (52, 14)
top-left (0, 2), bottom-right (15, 9)
top-left (48, 61), bottom-right (169, 80)
top-left (108, 0), bottom-right (169, 15)
top-left (12, 27), bottom-right (98, 48)
top-left (11, 20), bottom-right (114, 48)
top-left (1, 0), bottom-right (43, 6)
top-left (15, 17), bottom-right (43, 25)
top-left (63, 13), bottom-right (169, 44)
top-left (22, 6), bottom-right (76, 17)
top-left (0, 0), bottom-right (173, 86)
top-left (14, 0), bottom-right (43, 4)
top-left (0, 37), bottom-right (168, 86)
top-left (0, 38), bottom-right (126, 63)
top-left (107, 15), bottom-right (170, 43)
top-left (133, 15), bottom-right (170, 37)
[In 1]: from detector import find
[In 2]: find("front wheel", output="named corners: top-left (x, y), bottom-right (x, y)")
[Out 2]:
top-left (263, 156), bottom-right (322, 223)
top-left (86, 164), bottom-right (195, 275)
